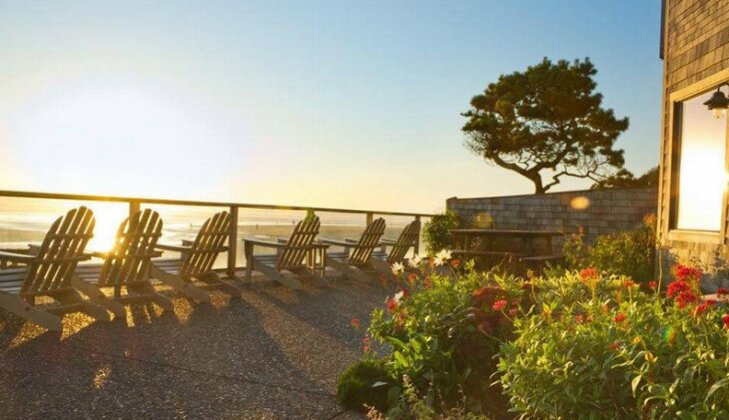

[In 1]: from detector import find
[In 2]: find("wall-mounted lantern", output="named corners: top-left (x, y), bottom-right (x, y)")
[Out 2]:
top-left (704, 84), bottom-right (729, 119)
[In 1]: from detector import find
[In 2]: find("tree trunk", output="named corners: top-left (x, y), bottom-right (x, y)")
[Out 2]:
top-left (531, 174), bottom-right (547, 195)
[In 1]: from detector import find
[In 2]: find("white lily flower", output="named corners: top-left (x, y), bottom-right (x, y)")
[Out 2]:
top-left (408, 254), bottom-right (422, 268)
top-left (393, 290), bottom-right (405, 303)
top-left (391, 261), bottom-right (405, 275)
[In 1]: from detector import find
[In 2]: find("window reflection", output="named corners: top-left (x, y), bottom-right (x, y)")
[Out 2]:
top-left (676, 90), bottom-right (728, 231)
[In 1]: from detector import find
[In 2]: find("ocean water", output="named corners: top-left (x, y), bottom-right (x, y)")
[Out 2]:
top-left (0, 198), bottom-right (424, 269)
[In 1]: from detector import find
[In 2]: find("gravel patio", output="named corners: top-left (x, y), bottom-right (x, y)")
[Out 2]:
top-left (0, 275), bottom-right (389, 419)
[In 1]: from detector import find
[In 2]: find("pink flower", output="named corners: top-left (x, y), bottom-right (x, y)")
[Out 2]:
top-left (450, 258), bottom-right (461, 268)
top-left (648, 281), bottom-right (658, 290)
top-left (362, 336), bottom-right (371, 352)
top-left (350, 318), bottom-right (361, 328)
top-left (492, 299), bottom-right (508, 312)
top-left (723, 314), bottom-right (729, 329)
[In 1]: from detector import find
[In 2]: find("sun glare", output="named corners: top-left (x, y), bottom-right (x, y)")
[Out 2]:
top-left (83, 204), bottom-right (127, 252)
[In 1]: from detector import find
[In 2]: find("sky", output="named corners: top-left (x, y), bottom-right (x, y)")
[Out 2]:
top-left (0, 0), bottom-right (663, 214)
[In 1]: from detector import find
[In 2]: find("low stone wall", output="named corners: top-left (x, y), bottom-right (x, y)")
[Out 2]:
top-left (446, 187), bottom-right (658, 247)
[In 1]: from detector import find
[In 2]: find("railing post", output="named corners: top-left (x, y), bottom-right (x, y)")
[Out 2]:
top-left (129, 200), bottom-right (140, 219)
top-left (414, 215), bottom-right (421, 255)
top-left (366, 212), bottom-right (374, 226)
top-left (228, 206), bottom-right (239, 279)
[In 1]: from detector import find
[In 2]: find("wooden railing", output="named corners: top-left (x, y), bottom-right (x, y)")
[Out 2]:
top-left (0, 190), bottom-right (435, 278)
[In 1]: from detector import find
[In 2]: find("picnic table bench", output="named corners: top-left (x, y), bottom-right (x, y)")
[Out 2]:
top-left (449, 229), bottom-right (565, 267)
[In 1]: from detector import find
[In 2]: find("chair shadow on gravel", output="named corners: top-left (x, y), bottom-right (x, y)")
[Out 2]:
top-left (0, 289), bottom-right (342, 418)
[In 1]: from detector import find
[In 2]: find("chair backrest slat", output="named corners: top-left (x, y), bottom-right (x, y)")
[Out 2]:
top-left (22, 207), bottom-right (95, 295)
top-left (180, 211), bottom-right (231, 278)
top-left (277, 215), bottom-right (320, 271)
top-left (349, 218), bottom-right (386, 265)
top-left (387, 220), bottom-right (421, 264)
top-left (97, 209), bottom-right (163, 289)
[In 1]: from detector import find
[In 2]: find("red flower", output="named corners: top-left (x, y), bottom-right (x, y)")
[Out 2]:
top-left (580, 267), bottom-right (598, 281)
top-left (648, 281), bottom-right (658, 290)
top-left (667, 280), bottom-right (690, 298)
top-left (614, 313), bottom-right (627, 323)
top-left (508, 308), bottom-right (518, 318)
top-left (450, 258), bottom-right (461, 268)
top-left (350, 318), bottom-right (361, 328)
top-left (386, 298), bottom-right (398, 313)
top-left (362, 336), bottom-right (371, 352)
top-left (492, 299), bottom-right (508, 312)
top-left (623, 279), bottom-right (636, 288)
top-left (692, 301), bottom-right (715, 318)
top-left (610, 341), bottom-right (621, 350)
top-left (574, 314), bottom-right (585, 324)
top-left (675, 290), bottom-right (699, 309)
top-left (717, 287), bottom-right (729, 296)
top-left (406, 273), bottom-right (417, 284)
top-left (674, 264), bottom-right (702, 282)
top-left (723, 314), bottom-right (729, 329)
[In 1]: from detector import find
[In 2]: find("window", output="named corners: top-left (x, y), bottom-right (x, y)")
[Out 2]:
top-left (674, 90), bottom-right (728, 232)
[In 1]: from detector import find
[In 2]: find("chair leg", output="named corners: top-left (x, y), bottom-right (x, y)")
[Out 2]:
top-left (326, 257), bottom-right (372, 283)
top-left (244, 243), bottom-right (254, 282)
top-left (54, 290), bottom-right (111, 322)
top-left (151, 266), bottom-right (210, 303)
top-left (197, 272), bottom-right (242, 297)
top-left (0, 292), bottom-right (62, 331)
top-left (290, 268), bottom-right (329, 288)
top-left (252, 260), bottom-right (303, 290)
top-left (128, 282), bottom-right (174, 312)
top-left (71, 275), bottom-right (127, 318)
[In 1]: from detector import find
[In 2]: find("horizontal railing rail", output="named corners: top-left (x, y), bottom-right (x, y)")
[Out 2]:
top-left (0, 189), bottom-right (436, 277)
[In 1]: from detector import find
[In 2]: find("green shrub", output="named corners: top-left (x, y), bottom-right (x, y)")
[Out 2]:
top-left (337, 358), bottom-right (392, 412)
top-left (368, 259), bottom-right (522, 417)
top-left (423, 212), bottom-right (461, 254)
top-left (498, 267), bottom-right (729, 418)
top-left (562, 214), bottom-right (656, 282)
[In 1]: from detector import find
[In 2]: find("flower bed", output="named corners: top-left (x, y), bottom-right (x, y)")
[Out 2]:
top-left (338, 253), bottom-right (729, 419)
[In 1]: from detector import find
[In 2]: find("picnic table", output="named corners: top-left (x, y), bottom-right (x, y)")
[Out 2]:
top-left (449, 228), bottom-right (565, 265)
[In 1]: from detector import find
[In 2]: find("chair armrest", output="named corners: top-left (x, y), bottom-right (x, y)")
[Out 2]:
top-left (380, 238), bottom-right (397, 245)
top-left (156, 243), bottom-right (192, 253)
top-left (181, 239), bottom-right (194, 247)
top-left (242, 238), bottom-right (287, 249)
top-left (344, 238), bottom-right (359, 244)
top-left (320, 238), bottom-right (354, 247)
top-left (277, 238), bottom-right (288, 244)
top-left (0, 250), bottom-right (35, 264)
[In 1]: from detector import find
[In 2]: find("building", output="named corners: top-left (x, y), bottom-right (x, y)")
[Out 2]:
top-left (657, 0), bottom-right (729, 289)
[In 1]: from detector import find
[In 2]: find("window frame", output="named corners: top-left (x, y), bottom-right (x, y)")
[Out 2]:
top-left (667, 75), bottom-right (729, 244)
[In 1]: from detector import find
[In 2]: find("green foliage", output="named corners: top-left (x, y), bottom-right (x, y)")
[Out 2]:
top-left (368, 263), bottom-right (523, 417)
top-left (562, 214), bottom-right (656, 282)
top-left (591, 166), bottom-right (659, 190)
top-left (337, 359), bottom-right (392, 412)
top-left (462, 58), bottom-right (629, 194)
top-left (498, 269), bottom-right (729, 419)
top-left (423, 212), bottom-right (460, 254)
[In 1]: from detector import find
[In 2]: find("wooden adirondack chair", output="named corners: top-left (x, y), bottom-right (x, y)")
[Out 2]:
top-left (0, 206), bottom-right (110, 331)
top-left (151, 211), bottom-right (241, 303)
top-left (371, 219), bottom-right (422, 271)
top-left (243, 214), bottom-right (329, 289)
top-left (322, 218), bottom-right (387, 282)
top-left (72, 209), bottom-right (173, 315)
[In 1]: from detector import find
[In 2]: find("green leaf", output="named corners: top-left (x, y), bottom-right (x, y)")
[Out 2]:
top-left (706, 379), bottom-right (729, 401)
top-left (631, 374), bottom-right (642, 396)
